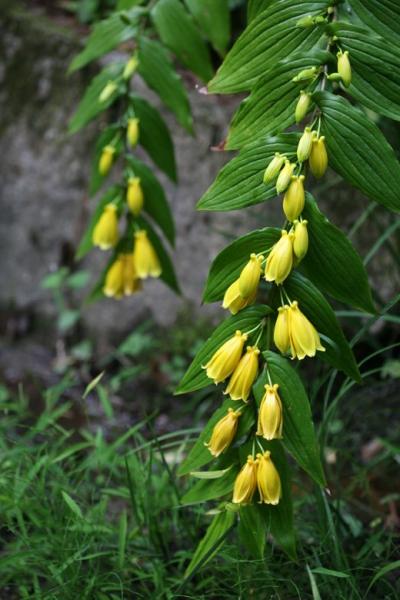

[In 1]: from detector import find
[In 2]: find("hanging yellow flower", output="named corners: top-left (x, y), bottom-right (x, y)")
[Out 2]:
top-left (205, 408), bottom-right (241, 457)
top-left (288, 301), bottom-right (325, 359)
top-left (309, 135), bottom-right (328, 179)
top-left (337, 50), bottom-right (352, 87)
top-left (273, 305), bottom-right (291, 354)
top-left (265, 230), bottom-right (294, 284)
top-left (283, 175), bottom-right (305, 222)
top-left (276, 160), bottom-right (295, 193)
top-left (293, 219), bottom-right (309, 260)
top-left (204, 330), bottom-right (247, 384)
top-left (103, 255), bottom-right (124, 298)
top-left (238, 253), bottom-right (263, 299)
top-left (121, 254), bottom-right (142, 296)
top-left (295, 90), bottom-right (311, 123)
top-left (98, 145), bottom-right (116, 177)
top-left (256, 451), bottom-right (281, 505)
top-left (232, 455), bottom-right (258, 504)
top-left (133, 230), bottom-right (161, 279)
top-left (263, 153), bottom-right (286, 184)
top-left (123, 55), bottom-right (139, 80)
top-left (297, 127), bottom-right (313, 162)
top-left (127, 177), bottom-right (144, 216)
top-left (257, 384), bottom-right (283, 440)
top-left (222, 279), bottom-right (256, 315)
top-left (99, 81), bottom-right (117, 103)
top-left (224, 345), bottom-right (260, 402)
top-left (127, 117), bottom-right (140, 148)
top-left (92, 203), bottom-right (119, 250)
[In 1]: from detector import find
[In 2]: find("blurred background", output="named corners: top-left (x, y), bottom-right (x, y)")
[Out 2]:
top-left (0, 0), bottom-right (399, 597)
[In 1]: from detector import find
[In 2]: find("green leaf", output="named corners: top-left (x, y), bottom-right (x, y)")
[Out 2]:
top-left (61, 491), bottom-right (83, 519)
top-left (176, 305), bottom-right (271, 394)
top-left (69, 11), bottom-right (141, 72)
top-left (239, 505), bottom-right (268, 558)
top-left (130, 95), bottom-right (177, 182)
top-left (178, 399), bottom-right (255, 475)
top-left (315, 91), bottom-right (400, 213)
top-left (184, 510), bottom-right (236, 578)
top-left (312, 567), bottom-right (350, 579)
top-left (208, 0), bottom-right (330, 93)
top-left (184, 0), bottom-right (230, 55)
top-left (301, 194), bottom-right (375, 313)
top-left (83, 371), bottom-right (105, 399)
top-left (334, 23), bottom-right (400, 121)
top-left (255, 352), bottom-right (325, 487)
top-left (197, 133), bottom-right (299, 211)
top-left (203, 227), bottom-right (281, 303)
top-left (138, 37), bottom-right (193, 132)
top-left (76, 187), bottom-right (122, 260)
top-left (181, 467), bottom-right (237, 505)
top-left (247, 0), bottom-right (271, 22)
top-left (348, 0), bottom-right (400, 46)
top-left (125, 156), bottom-right (175, 245)
top-left (281, 271), bottom-right (361, 382)
top-left (69, 63), bottom-right (124, 134)
top-left (226, 50), bottom-right (330, 150)
top-left (151, 0), bottom-right (213, 82)
top-left (191, 466), bottom-right (233, 479)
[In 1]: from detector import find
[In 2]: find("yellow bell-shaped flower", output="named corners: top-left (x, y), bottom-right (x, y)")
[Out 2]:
top-left (92, 203), bottom-right (119, 250)
top-left (133, 230), bottom-right (161, 279)
top-left (224, 346), bottom-right (260, 402)
top-left (283, 175), bottom-right (305, 222)
top-left (122, 254), bottom-right (142, 296)
top-left (295, 90), bottom-right (311, 123)
top-left (103, 255), bottom-right (124, 298)
top-left (297, 127), bottom-right (313, 162)
top-left (288, 301), bottom-right (325, 360)
top-left (127, 177), bottom-right (144, 216)
top-left (265, 230), bottom-right (294, 285)
top-left (205, 408), bottom-right (241, 457)
top-left (274, 305), bottom-right (291, 354)
top-left (232, 455), bottom-right (258, 504)
top-left (99, 81), bottom-right (117, 103)
top-left (222, 279), bottom-right (256, 315)
top-left (123, 54), bottom-right (139, 80)
top-left (263, 153), bottom-right (286, 184)
top-left (238, 253), bottom-right (263, 299)
top-left (337, 50), bottom-right (351, 87)
top-left (127, 117), bottom-right (140, 148)
top-left (204, 330), bottom-right (247, 384)
top-left (98, 145), bottom-right (116, 177)
top-left (276, 160), bottom-right (295, 193)
top-left (309, 135), bottom-right (328, 179)
top-left (293, 219), bottom-right (309, 260)
top-left (256, 451), bottom-right (281, 505)
top-left (257, 384), bottom-right (283, 440)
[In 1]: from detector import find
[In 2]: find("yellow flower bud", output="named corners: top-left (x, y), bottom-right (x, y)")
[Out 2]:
top-left (257, 384), bottom-right (283, 440)
top-left (133, 230), bottom-right (161, 279)
top-left (256, 451), bottom-right (281, 505)
top-left (296, 15), bottom-right (315, 28)
top-left (292, 66), bottom-right (318, 83)
top-left (276, 160), bottom-right (295, 194)
top-left (232, 455), bottom-right (258, 504)
top-left (283, 175), bottom-right (305, 222)
top-left (204, 330), bottom-right (248, 384)
top-left (293, 219), bottom-right (308, 260)
top-left (288, 301), bottom-right (325, 360)
top-left (327, 72), bottom-right (343, 82)
top-left (123, 54), bottom-right (139, 80)
top-left (265, 230), bottom-right (294, 285)
top-left (122, 254), bottom-right (142, 296)
top-left (127, 117), bottom-right (140, 148)
top-left (224, 345), bottom-right (260, 402)
top-left (295, 91), bottom-right (311, 123)
top-left (222, 279), bottom-right (257, 315)
top-left (274, 305), bottom-right (291, 354)
top-left (337, 50), bottom-right (351, 87)
top-left (263, 153), bottom-right (286, 184)
top-left (309, 135), bottom-right (328, 178)
top-left (127, 177), bottom-right (144, 216)
top-left (99, 80), bottom-right (117, 103)
top-left (238, 253), bottom-right (263, 299)
top-left (103, 255), bottom-right (124, 299)
top-left (98, 145), bottom-right (116, 177)
top-left (297, 127), bottom-right (313, 162)
top-left (205, 408), bottom-right (241, 457)
top-left (92, 203), bottom-right (119, 250)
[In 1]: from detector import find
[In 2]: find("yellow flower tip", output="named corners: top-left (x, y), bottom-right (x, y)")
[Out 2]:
top-left (295, 91), bottom-right (312, 123)
top-left (257, 383), bottom-right (283, 441)
top-left (205, 408), bottom-right (241, 457)
top-left (224, 344), bottom-right (260, 401)
top-left (92, 203), bottom-right (119, 250)
top-left (309, 135), bottom-right (328, 178)
top-left (337, 50), bottom-right (351, 87)
top-left (257, 451), bottom-right (281, 505)
top-left (127, 117), bottom-right (140, 148)
top-left (203, 330), bottom-right (247, 384)
top-left (276, 160), bottom-right (295, 194)
top-left (222, 279), bottom-right (256, 314)
top-left (297, 127), bottom-right (314, 163)
top-left (127, 177), bottom-right (144, 216)
top-left (265, 231), bottom-right (294, 285)
top-left (293, 220), bottom-right (309, 260)
top-left (103, 255), bottom-right (124, 298)
top-left (274, 305), bottom-right (291, 355)
top-left (98, 145), bottom-right (116, 177)
top-left (133, 229), bottom-right (162, 279)
top-left (283, 175), bottom-right (305, 222)
top-left (288, 301), bottom-right (326, 360)
top-left (232, 455), bottom-right (258, 504)
top-left (238, 253), bottom-right (263, 299)
top-left (263, 153), bottom-right (286, 184)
